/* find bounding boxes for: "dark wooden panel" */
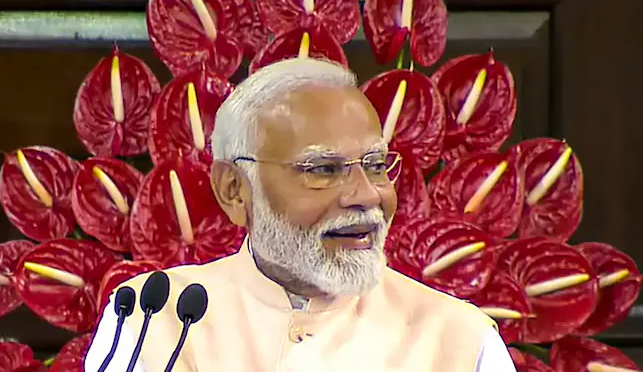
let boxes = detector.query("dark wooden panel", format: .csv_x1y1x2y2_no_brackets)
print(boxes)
550,0,643,342
623,348,643,368
551,0,643,300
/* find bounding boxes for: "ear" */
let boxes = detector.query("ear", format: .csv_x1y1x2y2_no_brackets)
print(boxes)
210,160,252,227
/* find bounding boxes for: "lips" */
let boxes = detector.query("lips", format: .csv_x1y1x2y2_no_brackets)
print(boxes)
324,224,378,239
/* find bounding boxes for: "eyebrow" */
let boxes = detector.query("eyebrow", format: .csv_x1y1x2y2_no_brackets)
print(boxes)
367,141,388,153
296,141,388,159
298,145,340,159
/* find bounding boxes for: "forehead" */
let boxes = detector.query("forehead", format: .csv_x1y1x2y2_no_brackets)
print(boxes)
257,85,383,160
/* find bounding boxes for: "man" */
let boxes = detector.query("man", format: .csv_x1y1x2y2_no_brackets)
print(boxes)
84,58,517,372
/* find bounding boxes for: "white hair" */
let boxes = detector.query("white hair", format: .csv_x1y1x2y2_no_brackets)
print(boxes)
210,58,388,295
211,58,358,161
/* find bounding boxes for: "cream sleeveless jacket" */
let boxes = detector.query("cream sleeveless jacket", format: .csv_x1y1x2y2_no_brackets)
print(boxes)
85,238,501,372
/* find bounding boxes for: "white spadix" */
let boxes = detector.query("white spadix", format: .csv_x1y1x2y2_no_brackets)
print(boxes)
525,273,590,297
464,161,508,214
16,149,53,208
298,32,310,59
92,166,129,215
400,0,413,29
190,0,217,40
23,262,84,288
422,241,485,278
382,80,407,144
302,0,315,14
480,307,523,319
527,146,573,206
599,269,630,289
187,82,206,150
169,170,195,244
111,56,125,123
456,68,487,125
587,362,641,372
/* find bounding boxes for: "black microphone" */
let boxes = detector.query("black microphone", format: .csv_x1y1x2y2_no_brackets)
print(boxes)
96,286,136,372
163,283,209,372
125,271,170,372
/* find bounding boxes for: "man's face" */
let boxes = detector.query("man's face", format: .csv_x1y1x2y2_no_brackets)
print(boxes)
246,85,398,296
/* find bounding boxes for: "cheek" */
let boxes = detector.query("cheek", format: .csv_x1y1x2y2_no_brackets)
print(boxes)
282,194,334,228
261,175,333,228
379,186,397,221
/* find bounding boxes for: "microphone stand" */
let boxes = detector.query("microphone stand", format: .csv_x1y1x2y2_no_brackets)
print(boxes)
163,316,194,372
96,308,127,372
125,307,154,372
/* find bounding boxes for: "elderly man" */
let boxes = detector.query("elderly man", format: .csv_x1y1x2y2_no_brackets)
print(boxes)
84,58,517,372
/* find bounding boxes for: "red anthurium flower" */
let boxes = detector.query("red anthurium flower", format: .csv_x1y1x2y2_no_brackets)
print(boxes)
506,138,583,242
233,0,270,59
0,240,35,318
249,23,348,74
96,260,163,315
390,218,496,299
0,146,78,242
71,157,144,253
257,0,360,45
48,333,93,372
497,238,598,343
432,50,517,162
149,65,233,167
0,342,45,372
551,337,641,372
147,0,245,78
426,152,523,238
73,45,161,157
509,348,554,372
361,68,446,174
363,0,447,67
470,271,532,345
573,242,641,336
130,157,245,267
14,239,122,333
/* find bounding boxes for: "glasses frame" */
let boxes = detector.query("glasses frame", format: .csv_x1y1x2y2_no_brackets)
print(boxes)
233,151,402,190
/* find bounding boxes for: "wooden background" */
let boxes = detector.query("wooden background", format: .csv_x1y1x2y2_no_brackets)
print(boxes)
0,0,642,365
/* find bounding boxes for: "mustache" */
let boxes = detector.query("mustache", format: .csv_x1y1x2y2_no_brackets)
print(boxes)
315,208,386,235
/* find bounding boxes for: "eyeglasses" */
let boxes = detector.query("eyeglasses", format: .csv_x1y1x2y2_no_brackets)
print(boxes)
233,151,402,190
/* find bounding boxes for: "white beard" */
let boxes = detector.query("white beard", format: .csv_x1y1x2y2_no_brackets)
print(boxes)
244,166,389,296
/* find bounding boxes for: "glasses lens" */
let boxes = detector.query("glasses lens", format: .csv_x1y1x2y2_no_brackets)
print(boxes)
302,158,348,189
363,152,401,183
386,153,402,183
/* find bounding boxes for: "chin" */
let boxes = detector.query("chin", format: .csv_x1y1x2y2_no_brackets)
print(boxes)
314,253,387,296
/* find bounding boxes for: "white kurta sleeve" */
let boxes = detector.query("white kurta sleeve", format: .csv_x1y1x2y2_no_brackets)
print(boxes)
83,294,147,372
473,327,518,372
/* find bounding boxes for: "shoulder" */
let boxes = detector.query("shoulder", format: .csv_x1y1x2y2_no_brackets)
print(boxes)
380,268,497,331
116,252,240,296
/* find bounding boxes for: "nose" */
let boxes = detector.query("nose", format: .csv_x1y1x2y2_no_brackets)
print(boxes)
338,165,382,211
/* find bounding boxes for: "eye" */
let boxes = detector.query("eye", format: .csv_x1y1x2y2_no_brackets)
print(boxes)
364,161,387,173
306,161,344,176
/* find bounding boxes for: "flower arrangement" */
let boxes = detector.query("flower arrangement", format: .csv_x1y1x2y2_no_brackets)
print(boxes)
0,0,640,370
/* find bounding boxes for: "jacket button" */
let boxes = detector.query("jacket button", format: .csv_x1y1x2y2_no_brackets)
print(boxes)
289,326,304,343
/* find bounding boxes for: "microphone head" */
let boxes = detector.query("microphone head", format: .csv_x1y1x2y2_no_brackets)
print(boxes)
176,283,208,324
140,271,170,313
114,286,136,317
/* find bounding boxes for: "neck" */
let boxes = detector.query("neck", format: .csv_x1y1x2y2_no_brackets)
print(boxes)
251,251,327,298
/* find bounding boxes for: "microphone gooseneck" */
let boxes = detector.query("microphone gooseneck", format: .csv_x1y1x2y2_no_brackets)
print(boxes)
125,271,170,372
97,286,136,372
163,283,209,372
